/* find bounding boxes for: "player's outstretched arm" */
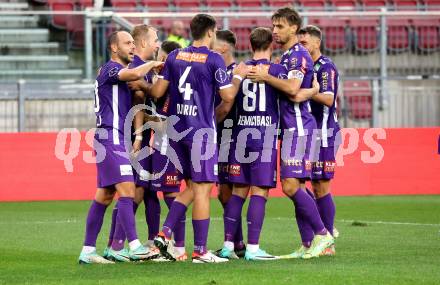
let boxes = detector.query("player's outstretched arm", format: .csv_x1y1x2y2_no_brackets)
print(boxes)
216,62,248,122
147,78,169,99
289,75,320,103
118,61,163,82
247,65,302,98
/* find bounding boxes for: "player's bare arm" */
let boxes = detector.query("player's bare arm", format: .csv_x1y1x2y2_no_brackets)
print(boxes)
247,65,302,98
147,78,169,99
118,61,163,82
132,90,145,154
215,62,248,122
289,75,320,103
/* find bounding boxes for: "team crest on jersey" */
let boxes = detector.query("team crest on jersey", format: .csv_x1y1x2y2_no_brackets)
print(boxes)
229,164,241,176
314,63,321,71
215,68,228,83
290,57,298,67
108,67,119,77
324,161,336,172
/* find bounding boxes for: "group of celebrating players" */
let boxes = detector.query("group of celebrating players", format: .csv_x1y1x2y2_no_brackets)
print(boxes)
79,6,341,264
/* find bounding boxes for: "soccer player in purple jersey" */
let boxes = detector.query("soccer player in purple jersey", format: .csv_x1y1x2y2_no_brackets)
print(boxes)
217,27,287,261
78,31,163,264
103,25,161,262
148,14,248,263
298,25,341,256
211,30,247,258
147,40,192,262
248,7,334,259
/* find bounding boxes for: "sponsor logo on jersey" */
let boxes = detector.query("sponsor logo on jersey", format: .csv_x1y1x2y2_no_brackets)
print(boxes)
120,165,133,176
176,52,208,63
165,174,180,186
229,164,241,176
282,159,303,167
322,72,329,90
324,161,336,172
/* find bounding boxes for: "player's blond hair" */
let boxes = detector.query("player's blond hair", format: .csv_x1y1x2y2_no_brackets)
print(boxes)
131,24,157,44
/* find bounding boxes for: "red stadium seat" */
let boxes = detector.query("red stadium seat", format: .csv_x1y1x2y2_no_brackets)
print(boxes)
78,0,93,8
267,0,295,7
230,18,258,51
173,0,201,9
329,0,358,10
205,0,233,9
387,18,411,52
110,0,138,11
318,18,350,53
343,80,372,120
391,0,420,10
412,18,440,51
360,0,388,10
425,0,440,9
350,18,380,52
48,0,75,29
141,0,170,10
236,0,264,8
66,14,85,49
298,0,326,10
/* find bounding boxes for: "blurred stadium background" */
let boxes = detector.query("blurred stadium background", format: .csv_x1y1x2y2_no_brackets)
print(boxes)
0,0,439,133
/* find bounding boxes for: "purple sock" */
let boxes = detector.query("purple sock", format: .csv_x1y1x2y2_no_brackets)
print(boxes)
316,193,336,236
224,195,246,242
117,197,138,243
162,201,187,240
165,197,186,247
193,218,210,255
247,195,267,245
295,206,314,248
84,200,107,247
111,201,139,250
144,191,161,240
107,205,118,247
290,189,327,235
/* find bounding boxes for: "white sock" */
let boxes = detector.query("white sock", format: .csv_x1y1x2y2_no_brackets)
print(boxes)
129,239,142,251
224,241,234,251
175,246,186,256
82,246,96,254
247,244,259,253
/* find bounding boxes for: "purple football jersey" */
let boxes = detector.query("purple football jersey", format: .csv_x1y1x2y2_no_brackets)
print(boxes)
279,43,317,137
310,55,340,147
94,60,132,145
158,46,232,142
233,59,287,148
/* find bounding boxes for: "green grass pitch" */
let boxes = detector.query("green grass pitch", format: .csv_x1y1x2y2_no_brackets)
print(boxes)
0,196,439,285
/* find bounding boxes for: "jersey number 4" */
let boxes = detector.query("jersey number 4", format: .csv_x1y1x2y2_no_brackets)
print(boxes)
242,79,266,112
179,66,193,100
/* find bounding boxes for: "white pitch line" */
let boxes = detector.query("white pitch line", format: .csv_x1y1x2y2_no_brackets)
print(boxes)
0,217,438,227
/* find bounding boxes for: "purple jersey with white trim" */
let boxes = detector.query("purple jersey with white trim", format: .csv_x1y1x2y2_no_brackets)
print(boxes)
94,60,132,145
233,59,287,148
279,43,316,137
310,55,340,147
215,62,237,144
159,46,232,142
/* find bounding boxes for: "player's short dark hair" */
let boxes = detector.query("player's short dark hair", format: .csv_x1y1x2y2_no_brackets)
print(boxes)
107,31,120,52
250,27,273,52
216,29,237,47
298,25,322,40
161,40,181,54
190,14,217,41
271,7,302,30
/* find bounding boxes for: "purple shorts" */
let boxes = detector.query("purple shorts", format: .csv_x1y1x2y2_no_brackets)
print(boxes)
149,139,181,192
280,135,318,180
228,147,277,188
95,141,134,188
311,144,339,180
170,140,218,183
